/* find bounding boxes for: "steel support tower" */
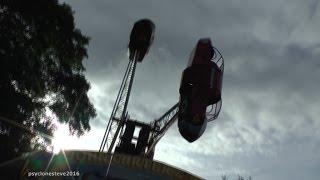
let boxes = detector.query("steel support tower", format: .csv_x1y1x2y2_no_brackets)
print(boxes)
99,55,138,154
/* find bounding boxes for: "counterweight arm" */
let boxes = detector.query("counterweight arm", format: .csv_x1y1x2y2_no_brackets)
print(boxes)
146,102,179,157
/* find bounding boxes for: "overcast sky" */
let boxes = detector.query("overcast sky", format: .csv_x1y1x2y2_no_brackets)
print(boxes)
57,0,320,179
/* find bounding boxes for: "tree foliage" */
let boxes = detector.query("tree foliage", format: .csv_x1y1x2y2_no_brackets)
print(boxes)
0,0,96,163
222,174,252,180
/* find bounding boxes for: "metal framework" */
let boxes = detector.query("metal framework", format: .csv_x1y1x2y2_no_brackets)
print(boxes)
99,46,224,156
146,102,179,157
99,53,138,154
206,46,224,122
99,23,224,158
98,56,180,156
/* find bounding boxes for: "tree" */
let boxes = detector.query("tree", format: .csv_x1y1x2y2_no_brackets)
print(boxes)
0,0,96,163
222,174,252,180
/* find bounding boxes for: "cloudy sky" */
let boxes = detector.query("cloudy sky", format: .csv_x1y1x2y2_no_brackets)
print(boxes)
56,0,320,179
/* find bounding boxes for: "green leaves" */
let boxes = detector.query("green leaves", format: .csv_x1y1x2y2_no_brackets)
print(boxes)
0,0,96,163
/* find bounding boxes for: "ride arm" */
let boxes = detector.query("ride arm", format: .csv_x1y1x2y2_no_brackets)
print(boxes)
146,102,179,156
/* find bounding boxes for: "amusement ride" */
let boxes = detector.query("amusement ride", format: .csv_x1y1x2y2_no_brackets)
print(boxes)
99,18,225,160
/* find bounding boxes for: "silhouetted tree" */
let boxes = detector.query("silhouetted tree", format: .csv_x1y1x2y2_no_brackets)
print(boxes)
221,174,252,180
0,0,96,163
222,175,228,180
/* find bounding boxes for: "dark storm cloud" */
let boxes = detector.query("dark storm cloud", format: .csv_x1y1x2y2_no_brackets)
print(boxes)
59,0,320,179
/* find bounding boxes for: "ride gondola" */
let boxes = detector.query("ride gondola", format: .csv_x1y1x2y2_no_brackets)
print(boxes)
178,38,224,142
128,19,155,62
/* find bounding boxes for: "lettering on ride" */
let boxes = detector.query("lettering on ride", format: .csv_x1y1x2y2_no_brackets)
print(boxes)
161,165,174,177
87,152,98,163
151,161,163,173
102,153,110,164
49,152,201,179
132,156,144,169
112,153,122,165
143,158,152,169
123,154,131,167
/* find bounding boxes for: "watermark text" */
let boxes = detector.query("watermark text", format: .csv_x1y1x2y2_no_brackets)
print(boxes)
28,171,80,177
